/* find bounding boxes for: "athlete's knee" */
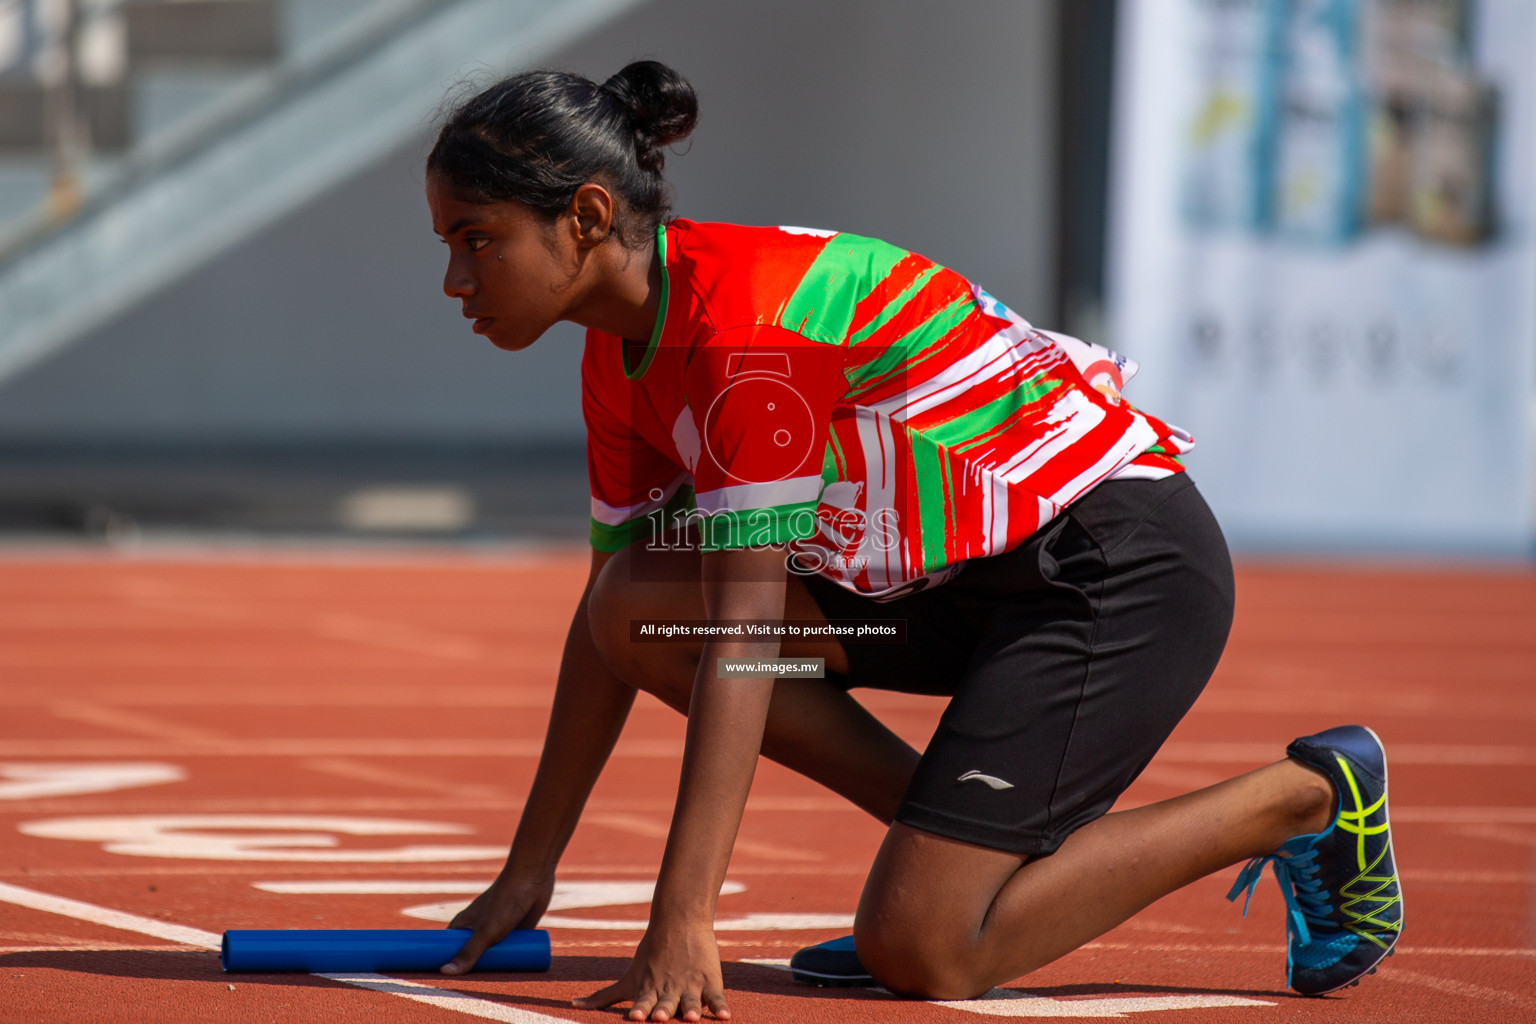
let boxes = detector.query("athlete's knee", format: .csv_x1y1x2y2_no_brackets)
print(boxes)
854,900,989,1000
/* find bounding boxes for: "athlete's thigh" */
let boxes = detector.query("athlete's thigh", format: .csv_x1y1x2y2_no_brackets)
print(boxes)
894,476,1232,858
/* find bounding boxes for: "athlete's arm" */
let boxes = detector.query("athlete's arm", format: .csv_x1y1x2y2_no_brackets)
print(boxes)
576,543,788,1022
443,545,637,974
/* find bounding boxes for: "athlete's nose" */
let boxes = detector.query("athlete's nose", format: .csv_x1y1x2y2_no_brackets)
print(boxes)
442,257,476,300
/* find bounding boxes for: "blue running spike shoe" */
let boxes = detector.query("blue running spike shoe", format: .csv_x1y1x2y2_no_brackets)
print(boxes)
1227,724,1404,995
789,935,874,987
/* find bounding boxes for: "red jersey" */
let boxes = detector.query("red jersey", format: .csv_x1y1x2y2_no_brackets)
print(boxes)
583,221,1191,599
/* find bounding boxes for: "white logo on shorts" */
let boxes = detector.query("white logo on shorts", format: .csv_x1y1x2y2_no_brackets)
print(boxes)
957,770,1015,791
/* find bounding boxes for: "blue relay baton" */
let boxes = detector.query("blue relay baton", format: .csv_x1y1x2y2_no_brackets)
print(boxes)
221,928,550,973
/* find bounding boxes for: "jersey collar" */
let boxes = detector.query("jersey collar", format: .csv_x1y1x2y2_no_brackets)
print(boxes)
621,222,670,380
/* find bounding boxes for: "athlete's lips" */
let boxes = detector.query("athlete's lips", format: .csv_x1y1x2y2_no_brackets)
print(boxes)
467,315,495,334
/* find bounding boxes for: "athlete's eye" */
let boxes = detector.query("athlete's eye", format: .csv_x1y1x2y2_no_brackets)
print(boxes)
466,236,491,253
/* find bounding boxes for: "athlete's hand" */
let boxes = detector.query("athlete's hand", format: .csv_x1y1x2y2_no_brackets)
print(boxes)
441,873,555,975
574,914,730,1022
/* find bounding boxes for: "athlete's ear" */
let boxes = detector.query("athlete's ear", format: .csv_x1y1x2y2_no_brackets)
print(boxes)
570,183,616,248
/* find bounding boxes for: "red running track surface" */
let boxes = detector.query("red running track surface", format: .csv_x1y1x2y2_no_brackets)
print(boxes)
0,550,1532,1023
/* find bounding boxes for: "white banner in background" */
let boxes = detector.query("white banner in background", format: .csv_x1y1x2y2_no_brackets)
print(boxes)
1107,0,1536,553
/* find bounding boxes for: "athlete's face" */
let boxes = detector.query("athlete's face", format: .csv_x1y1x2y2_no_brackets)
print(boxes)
427,174,580,352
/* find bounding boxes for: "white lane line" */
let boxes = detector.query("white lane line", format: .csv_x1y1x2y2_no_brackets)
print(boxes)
254,880,493,895
0,944,185,953
0,763,186,801
49,702,228,746
318,974,570,1023
1395,946,1536,958
1448,823,1536,847
0,739,680,758
1113,805,1536,826
1157,743,1536,766
572,938,1536,958
1400,869,1535,884
1394,807,1536,824
1079,939,1536,958
738,961,1275,1017
1387,967,1536,1010
936,991,1274,1017
0,881,571,1023
0,880,221,948
3,733,1535,767
8,793,1536,829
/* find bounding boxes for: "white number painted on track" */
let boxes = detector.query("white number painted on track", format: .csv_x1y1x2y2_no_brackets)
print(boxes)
251,877,855,931
18,815,507,862
0,762,184,800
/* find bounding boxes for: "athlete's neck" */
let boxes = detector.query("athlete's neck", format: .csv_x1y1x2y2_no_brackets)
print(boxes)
571,234,663,345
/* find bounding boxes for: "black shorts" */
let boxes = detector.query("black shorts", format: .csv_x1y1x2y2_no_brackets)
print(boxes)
800,473,1235,857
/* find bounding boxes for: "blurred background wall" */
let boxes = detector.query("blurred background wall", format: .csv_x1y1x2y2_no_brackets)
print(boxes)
0,0,1062,444
0,0,1528,555
0,0,1073,540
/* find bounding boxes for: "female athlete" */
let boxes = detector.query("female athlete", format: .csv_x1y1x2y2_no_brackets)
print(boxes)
424,60,1402,1023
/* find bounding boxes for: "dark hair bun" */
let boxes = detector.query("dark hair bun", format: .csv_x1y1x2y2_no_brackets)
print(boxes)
428,61,698,244
601,60,699,172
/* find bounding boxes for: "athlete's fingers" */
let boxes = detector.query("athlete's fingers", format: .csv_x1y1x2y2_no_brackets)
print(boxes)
572,980,630,1012
676,991,702,1023
440,929,491,975
704,985,731,1020
627,987,657,1022
649,986,682,1022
